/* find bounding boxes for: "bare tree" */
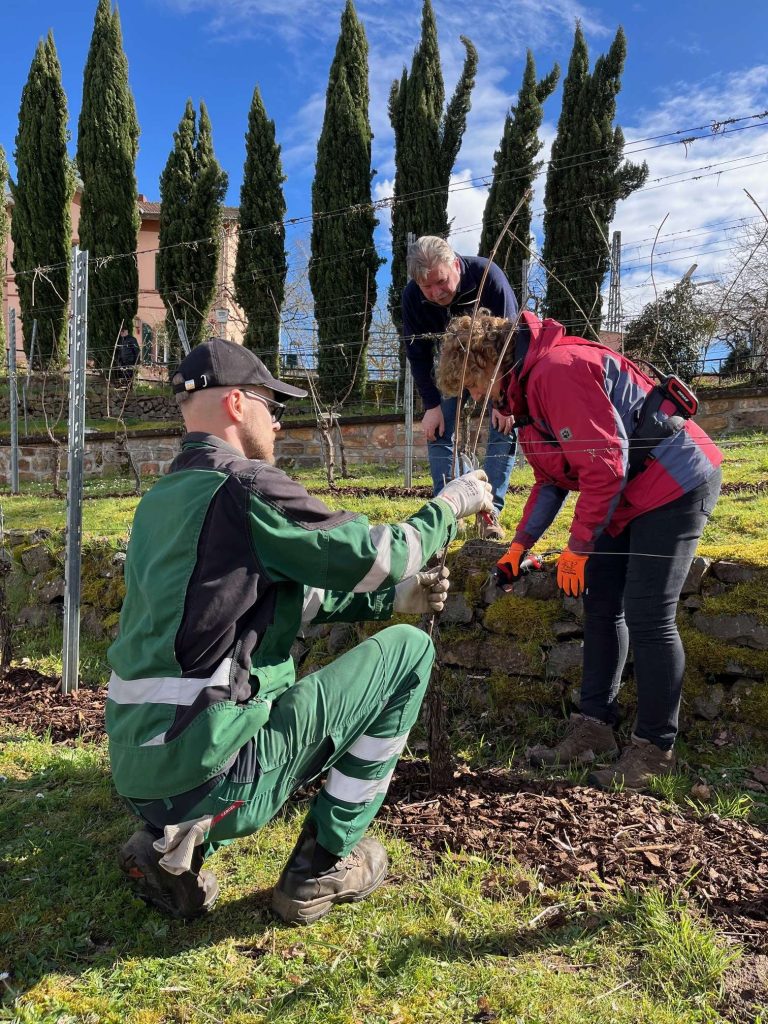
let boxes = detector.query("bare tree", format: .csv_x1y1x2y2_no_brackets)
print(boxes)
712,220,768,378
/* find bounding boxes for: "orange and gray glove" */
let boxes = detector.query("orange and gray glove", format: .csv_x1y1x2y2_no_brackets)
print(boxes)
556,548,589,597
493,542,528,586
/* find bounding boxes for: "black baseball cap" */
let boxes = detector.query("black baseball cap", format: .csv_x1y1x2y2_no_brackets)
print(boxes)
173,338,307,399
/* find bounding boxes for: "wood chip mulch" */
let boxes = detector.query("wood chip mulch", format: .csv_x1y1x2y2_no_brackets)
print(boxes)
0,667,106,743
719,480,768,497
383,761,768,950
2,668,766,950
303,480,767,500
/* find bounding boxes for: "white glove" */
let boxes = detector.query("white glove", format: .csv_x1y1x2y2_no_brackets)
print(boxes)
393,566,450,615
436,470,493,520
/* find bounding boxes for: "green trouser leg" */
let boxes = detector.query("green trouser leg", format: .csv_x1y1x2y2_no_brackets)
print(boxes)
192,624,434,858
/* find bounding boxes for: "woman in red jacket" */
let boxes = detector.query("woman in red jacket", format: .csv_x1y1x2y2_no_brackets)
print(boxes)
437,311,722,791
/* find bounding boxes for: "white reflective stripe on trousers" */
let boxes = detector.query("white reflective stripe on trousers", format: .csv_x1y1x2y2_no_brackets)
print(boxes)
323,764,396,804
346,731,409,762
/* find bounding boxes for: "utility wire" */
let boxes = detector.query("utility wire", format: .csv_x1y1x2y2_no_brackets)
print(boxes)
5,108,768,286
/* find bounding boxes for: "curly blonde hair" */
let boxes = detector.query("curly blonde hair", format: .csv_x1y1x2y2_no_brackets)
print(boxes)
436,312,516,396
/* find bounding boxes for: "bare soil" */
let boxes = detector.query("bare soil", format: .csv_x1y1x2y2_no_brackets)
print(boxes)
306,480,768,499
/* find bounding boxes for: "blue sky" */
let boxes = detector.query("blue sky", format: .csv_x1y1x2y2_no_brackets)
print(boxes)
2,0,768,326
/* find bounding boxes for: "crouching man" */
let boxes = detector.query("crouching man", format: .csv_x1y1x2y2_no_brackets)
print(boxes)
106,338,492,924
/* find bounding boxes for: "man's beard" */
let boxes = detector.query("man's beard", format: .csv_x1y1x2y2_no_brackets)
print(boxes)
241,424,275,463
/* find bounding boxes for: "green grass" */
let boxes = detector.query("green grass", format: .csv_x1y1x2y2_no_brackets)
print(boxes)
2,431,766,557
0,734,744,1024
7,621,112,688
1,439,766,1020
1,489,142,540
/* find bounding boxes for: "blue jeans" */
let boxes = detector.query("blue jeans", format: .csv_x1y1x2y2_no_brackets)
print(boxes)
580,468,722,750
428,395,516,512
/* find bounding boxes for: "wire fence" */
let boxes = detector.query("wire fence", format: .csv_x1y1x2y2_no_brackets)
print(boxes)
1,366,767,441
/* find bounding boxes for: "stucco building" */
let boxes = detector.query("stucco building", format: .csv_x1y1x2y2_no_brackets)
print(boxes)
2,190,243,362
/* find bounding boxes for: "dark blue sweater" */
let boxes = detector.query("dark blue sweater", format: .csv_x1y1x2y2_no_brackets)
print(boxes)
401,255,518,409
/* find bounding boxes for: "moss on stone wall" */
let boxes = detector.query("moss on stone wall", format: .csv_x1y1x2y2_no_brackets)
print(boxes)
4,521,766,736
483,594,559,661
701,573,768,624
680,621,768,680
80,575,125,613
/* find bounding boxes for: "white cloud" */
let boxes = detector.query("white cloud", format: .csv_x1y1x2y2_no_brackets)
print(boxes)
446,171,489,255
608,67,768,320
162,0,607,50
280,91,325,172
163,0,339,45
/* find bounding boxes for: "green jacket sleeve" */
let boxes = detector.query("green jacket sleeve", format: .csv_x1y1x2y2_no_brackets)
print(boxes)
246,465,456,593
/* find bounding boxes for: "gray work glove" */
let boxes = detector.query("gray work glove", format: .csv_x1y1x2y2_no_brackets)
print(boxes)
393,566,451,615
436,469,493,520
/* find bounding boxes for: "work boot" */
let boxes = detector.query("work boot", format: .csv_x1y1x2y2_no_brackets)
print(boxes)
476,509,504,541
118,827,219,920
527,713,619,767
271,825,388,926
589,735,676,792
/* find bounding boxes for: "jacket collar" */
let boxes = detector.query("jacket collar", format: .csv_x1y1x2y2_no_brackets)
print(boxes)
181,431,246,459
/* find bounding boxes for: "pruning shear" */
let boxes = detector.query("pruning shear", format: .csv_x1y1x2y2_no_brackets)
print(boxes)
491,551,544,588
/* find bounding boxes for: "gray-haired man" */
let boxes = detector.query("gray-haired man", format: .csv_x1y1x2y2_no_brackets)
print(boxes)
401,236,518,540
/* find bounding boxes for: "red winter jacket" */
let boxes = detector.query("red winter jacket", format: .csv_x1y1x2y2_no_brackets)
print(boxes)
498,313,722,554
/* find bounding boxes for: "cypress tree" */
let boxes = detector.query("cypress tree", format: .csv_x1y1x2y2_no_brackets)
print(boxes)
184,102,228,345
233,87,286,373
76,0,140,368
388,0,478,335
479,51,559,303
10,33,72,365
157,100,196,346
309,0,380,404
157,101,228,347
542,24,648,334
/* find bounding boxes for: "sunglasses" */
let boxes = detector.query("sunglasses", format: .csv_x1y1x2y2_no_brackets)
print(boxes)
240,390,286,423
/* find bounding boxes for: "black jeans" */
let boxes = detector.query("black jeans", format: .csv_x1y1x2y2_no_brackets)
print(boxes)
580,468,721,750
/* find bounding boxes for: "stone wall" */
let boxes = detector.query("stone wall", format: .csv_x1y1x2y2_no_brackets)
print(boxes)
0,417,433,484
2,373,766,434
5,534,766,736
1,383,767,486
307,539,767,735
0,430,185,484
694,385,768,436
0,372,179,423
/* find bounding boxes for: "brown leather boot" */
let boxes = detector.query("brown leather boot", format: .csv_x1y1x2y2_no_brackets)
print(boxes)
118,828,219,919
271,826,388,926
589,735,676,792
527,713,619,767
476,509,504,541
